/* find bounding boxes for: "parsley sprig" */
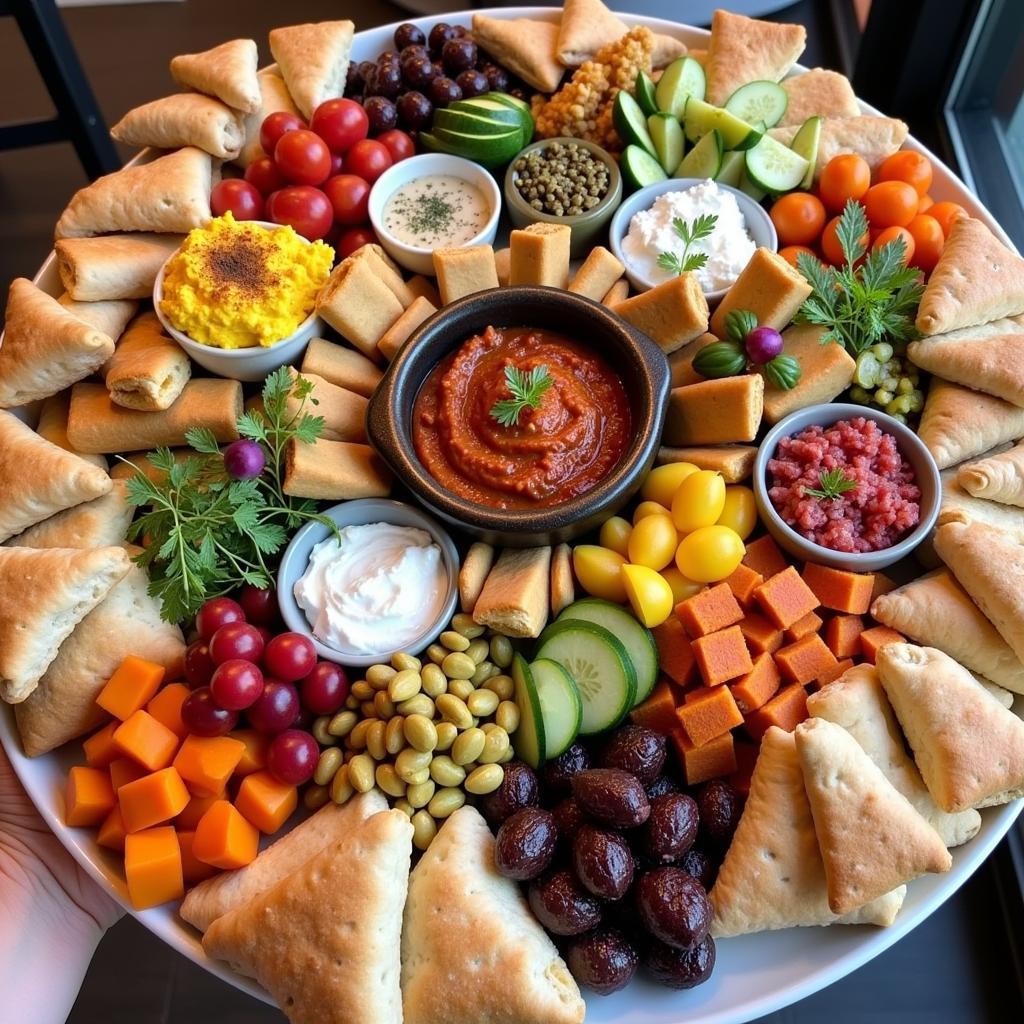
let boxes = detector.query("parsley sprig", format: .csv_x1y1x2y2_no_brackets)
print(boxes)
804,468,858,501
794,199,923,355
656,214,718,276
124,368,334,623
490,364,553,427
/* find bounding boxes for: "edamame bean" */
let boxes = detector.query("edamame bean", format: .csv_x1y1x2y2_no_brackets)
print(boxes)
499,744,516,764
436,693,473,729
391,652,421,673
397,693,435,718
366,664,396,688
442,652,476,679
421,663,447,698
393,798,415,818
350,680,374,701
465,763,504,795
330,764,354,804
312,716,336,747
452,727,485,765
375,763,407,798
479,726,510,764
348,719,372,750
304,784,329,811
427,643,447,665
447,678,475,701
466,638,489,665
489,634,513,668
440,630,470,652
411,810,437,850
451,613,485,638
404,714,438,753
385,715,407,755
429,755,466,787
328,709,358,737
388,669,422,703
373,691,396,720
496,700,520,734
314,747,343,786
406,779,435,809
348,753,375,793
366,720,388,761
467,688,500,717
434,722,458,752
428,787,465,819
395,747,432,783
484,675,514,701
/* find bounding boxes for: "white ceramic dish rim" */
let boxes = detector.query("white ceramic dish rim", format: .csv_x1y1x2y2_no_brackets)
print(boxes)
0,9,1020,1024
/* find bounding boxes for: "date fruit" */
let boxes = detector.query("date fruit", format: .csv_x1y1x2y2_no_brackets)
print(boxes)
636,867,711,950
528,869,603,936
573,825,634,900
599,725,667,785
571,768,650,829
480,760,539,824
567,928,639,995
643,793,699,863
494,807,557,881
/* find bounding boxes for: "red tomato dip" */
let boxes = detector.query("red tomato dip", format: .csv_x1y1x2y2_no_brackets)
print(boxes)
413,325,632,509
767,416,921,552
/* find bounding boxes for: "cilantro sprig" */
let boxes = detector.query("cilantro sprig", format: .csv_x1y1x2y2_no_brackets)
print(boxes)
656,214,718,276
490,364,553,428
804,468,858,501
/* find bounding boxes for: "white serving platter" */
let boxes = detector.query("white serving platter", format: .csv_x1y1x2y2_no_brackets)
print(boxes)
1,8,1020,1023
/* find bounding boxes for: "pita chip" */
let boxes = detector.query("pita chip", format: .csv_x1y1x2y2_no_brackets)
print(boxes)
770,116,907,179
402,805,585,1024
7,480,132,551
111,93,245,160
58,294,137,342
779,68,860,126
35,392,107,472
940,465,1024,542
269,21,354,120
55,147,217,239
56,233,183,302
795,716,951,915
705,10,806,106
651,33,687,70
204,809,411,1024
181,790,388,931
807,664,981,846
710,727,905,937
236,70,300,168
472,15,564,94
556,0,626,66
877,643,1024,811
170,38,260,114
0,545,130,703
958,440,1024,507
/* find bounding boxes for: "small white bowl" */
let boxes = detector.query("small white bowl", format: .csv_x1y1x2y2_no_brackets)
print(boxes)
153,219,323,383
367,153,501,275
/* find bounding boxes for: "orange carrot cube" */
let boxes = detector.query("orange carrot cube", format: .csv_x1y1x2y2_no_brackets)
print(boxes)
744,683,808,741
676,583,744,638
674,685,743,746
738,613,783,655
192,800,259,870
146,682,191,739
65,765,116,828
753,566,819,629
724,562,764,608
109,757,147,792
176,792,225,832
177,830,217,885
692,625,753,686
683,686,716,704
802,563,874,614
859,625,905,664
730,653,782,714
173,734,246,798
651,617,697,687
785,610,823,642
629,678,681,734
824,614,865,658
83,721,120,769
815,657,855,689
741,534,789,579
112,710,180,772
96,655,166,721
236,770,298,833
670,729,737,785
118,766,191,834
231,730,270,777
774,633,839,686
124,826,183,910
97,806,128,852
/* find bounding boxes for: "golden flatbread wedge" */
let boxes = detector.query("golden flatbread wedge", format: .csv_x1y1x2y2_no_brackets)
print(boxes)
111,93,244,159
663,374,764,446
35,392,107,471
204,809,411,1024
877,643,1024,811
795,716,951,915
917,218,1024,334
58,293,136,342
770,116,908,179
472,546,552,638
300,338,382,398
556,0,625,66
650,33,687,70
104,310,192,411
710,247,811,337
779,68,860,126
402,805,585,1024
56,233,183,302
459,541,495,614
918,378,1024,469
285,370,366,442
472,15,564,94
940,465,1024,542
710,727,905,937
282,438,391,500
236,70,300,168
615,273,709,354
7,480,132,551
0,546,130,703
958,440,1024,507
170,38,260,114
807,664,981,846
269,21,354,120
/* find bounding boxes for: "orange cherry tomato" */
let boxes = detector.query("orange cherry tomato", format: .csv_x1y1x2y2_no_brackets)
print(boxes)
906,213,945,273
818,154,871,213
778,244,817,270
877,150,933,197
770,192,827,247
929,200,968,238
863,181,919,228
872,225,915,265
821,215,869,266
917,193,934,213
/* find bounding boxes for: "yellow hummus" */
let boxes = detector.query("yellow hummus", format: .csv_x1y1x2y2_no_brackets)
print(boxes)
160,212,333,349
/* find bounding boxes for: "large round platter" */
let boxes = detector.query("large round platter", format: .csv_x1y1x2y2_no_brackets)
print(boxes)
1,8,1020,1024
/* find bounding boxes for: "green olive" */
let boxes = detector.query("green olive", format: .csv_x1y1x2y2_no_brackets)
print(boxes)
874,388,894,406
489,635,513,668
404,714,438,753
465,763,504,795
452,727,486,765
427,787,465,819
439,630,470,652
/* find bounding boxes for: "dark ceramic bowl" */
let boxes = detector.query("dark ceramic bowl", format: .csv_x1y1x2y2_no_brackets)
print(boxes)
366,286,671,546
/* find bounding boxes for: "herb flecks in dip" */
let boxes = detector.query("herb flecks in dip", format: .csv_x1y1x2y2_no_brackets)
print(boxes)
768,416,921,553
414,326,632,510
383,174,490,248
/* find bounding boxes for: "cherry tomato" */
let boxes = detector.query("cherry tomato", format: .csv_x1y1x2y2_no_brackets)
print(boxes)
266,186,334,240
778,244,817,270
640,462,700,508
661,566,703,605
244,156,286,197
336,226,379,259
716,486,757,540
210,659,264,711
863,181,918,228
929,200,967,238
343,138,393,183
818,153,871,213
877,150,933,197
196,597,245,641
259,111,306,156
210,179,264,221
263,632,317,682
671,470,726,533
674,525,744,583
328,151,345,177
572,545,627,603
917,193,934,213
274,129,332,186
770,192,826,247
375,128,416,164
627,512,677,571
598,516,632,558
310,97,369,154
872,225,915,265
906,213,945,273
323,173,371,225
621,564,674,628
821,214,869,266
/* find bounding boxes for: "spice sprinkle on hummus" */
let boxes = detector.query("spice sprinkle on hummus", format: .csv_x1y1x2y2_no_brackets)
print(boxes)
159,212,333,349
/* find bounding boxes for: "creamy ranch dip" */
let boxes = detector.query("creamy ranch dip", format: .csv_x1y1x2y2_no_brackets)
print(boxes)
621,179,756,292
383,174,490,248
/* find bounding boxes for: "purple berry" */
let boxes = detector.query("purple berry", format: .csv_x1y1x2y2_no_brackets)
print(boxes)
223,438,266,480
744,325,784,364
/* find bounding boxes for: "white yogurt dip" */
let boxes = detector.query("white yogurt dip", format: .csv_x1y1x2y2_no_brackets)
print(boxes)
620,179,756,291
383,174,490,248
294,522,446,656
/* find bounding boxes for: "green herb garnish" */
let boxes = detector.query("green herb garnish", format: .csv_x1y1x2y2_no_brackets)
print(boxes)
490,364,553,427
124,368,334,623
794,199,924,355
656,213,718,276
407,193,454,237
804,468,858,500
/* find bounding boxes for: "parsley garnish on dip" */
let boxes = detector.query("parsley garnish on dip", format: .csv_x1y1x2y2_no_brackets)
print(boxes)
383,175,491,248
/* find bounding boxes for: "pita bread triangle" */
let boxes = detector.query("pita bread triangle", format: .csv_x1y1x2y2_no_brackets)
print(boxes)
795,716,951,915
269,21,354,120
170,38,261,114
204,809,411,1024
710,727,904,937
472,15,564,94
7,479,132,550
557,0,627,65
0,278,114,408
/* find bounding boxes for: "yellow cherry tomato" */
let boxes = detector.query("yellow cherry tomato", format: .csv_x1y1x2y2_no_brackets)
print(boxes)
716,486,757,540
640,462,700,508
621,563,675,627
627,512,677,571
573,545,628,602
662,566,705,605
599,516,632,558
671,470,726,534
634,500,670,524
675,525,745,583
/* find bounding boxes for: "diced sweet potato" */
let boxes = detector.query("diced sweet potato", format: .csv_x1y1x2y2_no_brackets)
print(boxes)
65,765,116,827
774,633,839,686
744,683,808,741
730,653,782,714
146,682,191,739
676,583,744,638
741,534,788,579
192,800,259,870
670,729,737,785
675,684,743,746
692,625,754,686
175,792,224,832
728,740,760,797
232,730,270,777
173,734,246,798
683,686,716,704
124,826,184,910
96,655,167,721
802,563,874,614
785,610,823,642
860,625,905,664
235,770,298,834
824,614,865,658
753,565,819,629
112,710,180,772
177,830,217,885
97,806,127,852
724,562,764,608
109,757,147,792
815,657,855,689
118,766,191,834
870,572,899,601
651,616,698,686
82,720,120,769
738,613,783,655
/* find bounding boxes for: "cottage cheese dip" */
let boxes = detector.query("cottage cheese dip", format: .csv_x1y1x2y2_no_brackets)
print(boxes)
294,522,446,656
621,179,756,291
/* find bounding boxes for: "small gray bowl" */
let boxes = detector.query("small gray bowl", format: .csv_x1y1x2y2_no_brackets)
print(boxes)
608,177,777,300
752,403,941,573
276,499,459,667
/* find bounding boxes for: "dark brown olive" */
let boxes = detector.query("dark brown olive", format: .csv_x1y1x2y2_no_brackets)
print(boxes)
396,91,433,130
401,55,438,90
456,68,489,98
697,780,743,848
494,808,557,881
553,797,586,843
483,64,510,92
567,928,639,994
528,869,603,936
636,868,711,950
441,37,478,74
479,760,539,824
643,793,699,863
646,775,680,798
644,935,716,989
543,742,590,796
394,23,426,50
676,846,716,890
572,768,650,828
599,725,667,785
573,825,634,900
428,22,458,54
428,76,462,106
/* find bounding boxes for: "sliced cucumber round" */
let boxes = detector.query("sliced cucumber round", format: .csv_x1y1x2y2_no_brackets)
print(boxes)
655,56,706,119
536,620,637,735
648,112,685,174
724,81,788,129
635,71,659,118
621,144,668,191
715,149,746,188
790,115,822,190
676,128,722,179
511,653,545,769
613,90,657,157
744,134,809,194
682,96,759,150
531,658,583,759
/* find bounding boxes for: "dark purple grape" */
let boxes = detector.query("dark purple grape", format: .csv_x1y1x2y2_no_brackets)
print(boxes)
428,22,458,55
223,439,265,480
543,742,590,796
429,76,462,107
745,325,784,364
456,69,489,98
367,64,402,99
483,64,510,92
266,728,318,785
599,725,667,786
363,96,398,134
573,825,634,900
394,22,426,50
358,60,376,87
636,868,711,950
182,687,238,737
646,775,680,798
494,808,558,881
644,935,716,989
377,51,400,67
697,780,743,849
451,24,470,38
442,37,478,74
247,679,300,734
346,62,366,95
553,798,586,844
643,794,699,863
567,929,638,995
400,44,429,64
676,847,716,890
299,661,349,716
572,769,650,828
528,870,602,936
479,760,538,823
396,91,433,130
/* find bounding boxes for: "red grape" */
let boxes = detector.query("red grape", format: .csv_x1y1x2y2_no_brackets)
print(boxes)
184,640,216,689
237,585,277,626
376,129,415,164
244,156,286,197
266,186,334,241
255,625,275,648
247,679,300,734
196,597,245,641
209,622,265,665
275,129,332,186
322,173,370,226
264,633,317,682
267,729,319,785
223,438,266,480
182,687,239,737
336,226,378,260
343,139,393,183
744,326,784,364
210,659,265,711
260,111,305,156
310,97,369,154
211,179,264,221
300,661,350,715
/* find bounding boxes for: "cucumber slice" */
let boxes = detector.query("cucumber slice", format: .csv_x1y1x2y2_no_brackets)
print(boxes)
716,149,745,187
655,56,706,119
557,598,658,705
790,115,822,190
531,659,583,759
724,81,788,129
682,96,760,150
613,91,657,157
635,71,659,118
621,144,668,191
419,128,523,168
648,112,684,174
433,109,524,137
744,133,809,194
675,128,722,179
511,654,546,769
448,98,525,129
536,620,637,735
